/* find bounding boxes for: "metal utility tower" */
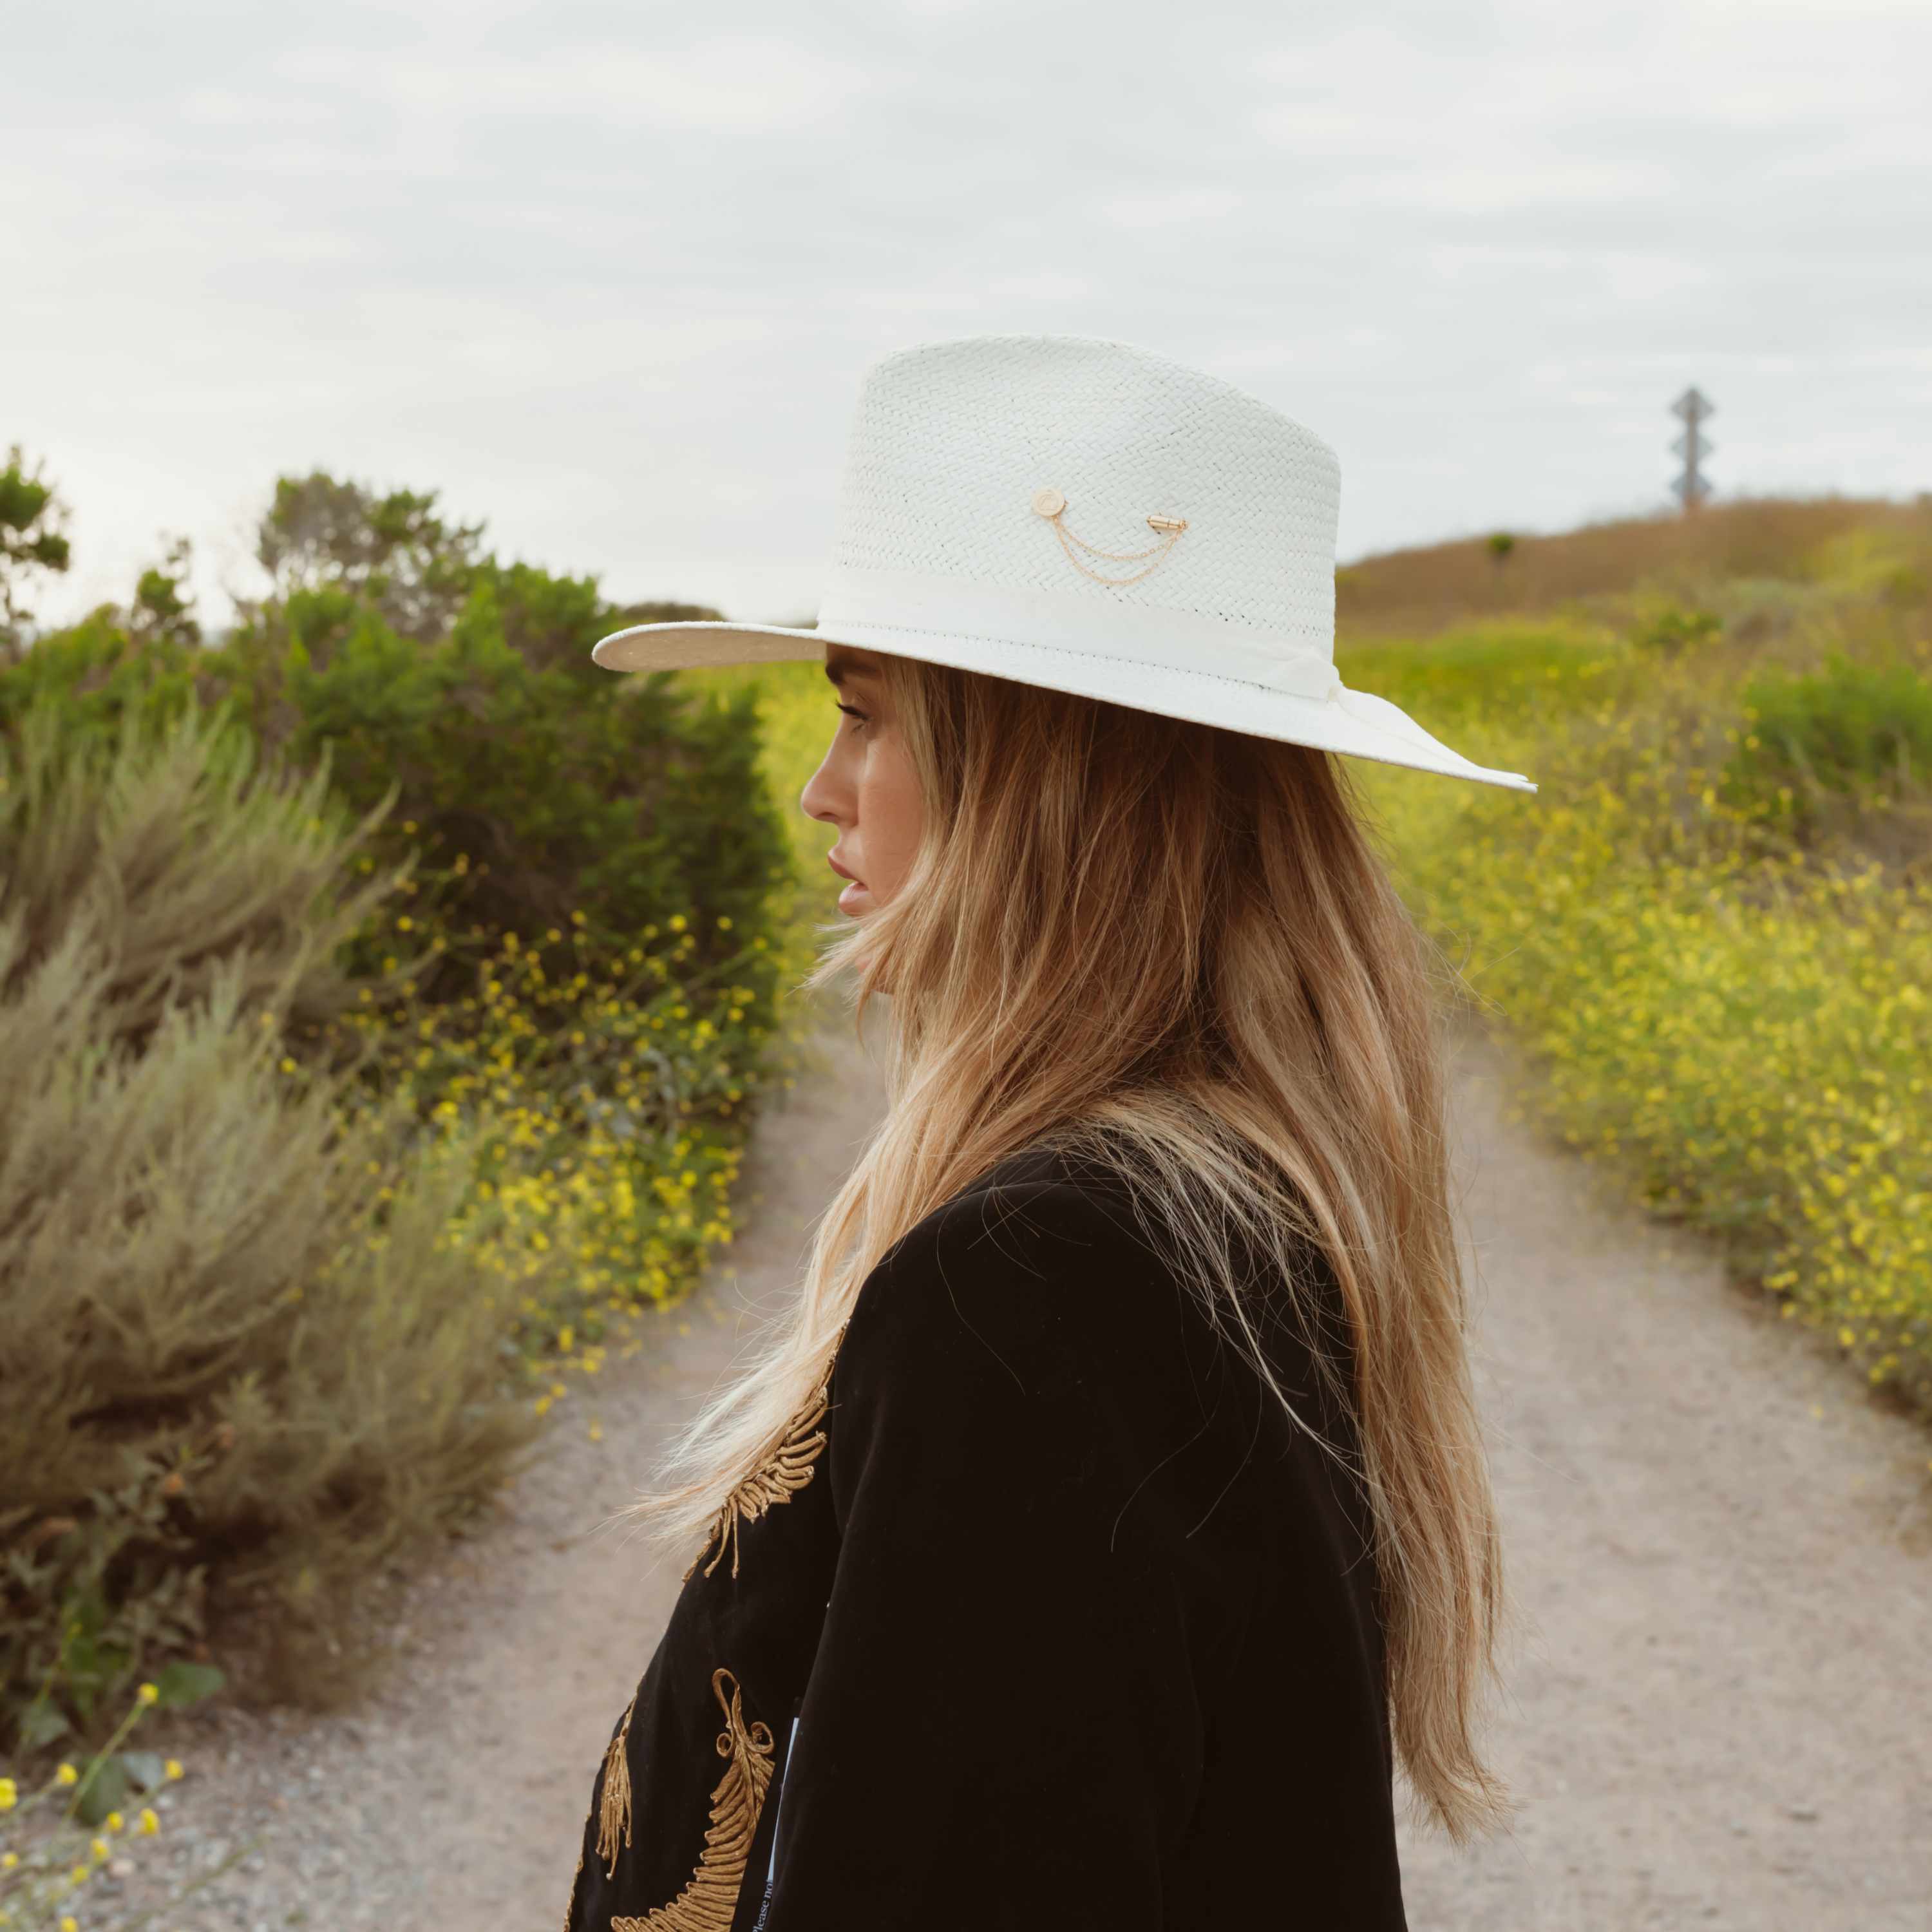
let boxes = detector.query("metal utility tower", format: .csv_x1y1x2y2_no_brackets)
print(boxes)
1671,386,1715,511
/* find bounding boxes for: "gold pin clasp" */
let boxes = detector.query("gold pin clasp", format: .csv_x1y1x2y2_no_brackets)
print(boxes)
1031,488,1190,587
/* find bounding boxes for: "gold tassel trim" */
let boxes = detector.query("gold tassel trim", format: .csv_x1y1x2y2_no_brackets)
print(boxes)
683,1324,849,1584
596,1689,639,1878
612,1666,776,1932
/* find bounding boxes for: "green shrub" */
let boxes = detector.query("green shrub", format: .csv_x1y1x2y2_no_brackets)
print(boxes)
3,523,797,1095
0,469,829,1747
1803,526,1930,608
0,612,816,1748
0,690,553,1746
1723,652,1932,828
250,578,790,1019
1630,598,1723,656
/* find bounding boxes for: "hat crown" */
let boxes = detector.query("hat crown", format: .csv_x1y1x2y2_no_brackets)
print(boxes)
822,334,1340,647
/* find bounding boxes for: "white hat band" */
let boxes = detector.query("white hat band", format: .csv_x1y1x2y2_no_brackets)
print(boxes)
816,565,1346,706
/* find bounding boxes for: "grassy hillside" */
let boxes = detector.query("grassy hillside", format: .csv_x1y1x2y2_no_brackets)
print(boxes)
1338,494,1929,640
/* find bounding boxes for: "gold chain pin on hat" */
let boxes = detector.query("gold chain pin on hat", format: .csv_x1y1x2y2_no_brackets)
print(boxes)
1032,488,1188,586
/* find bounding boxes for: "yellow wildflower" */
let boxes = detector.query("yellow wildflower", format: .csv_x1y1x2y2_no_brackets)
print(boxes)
55,1761,79,1786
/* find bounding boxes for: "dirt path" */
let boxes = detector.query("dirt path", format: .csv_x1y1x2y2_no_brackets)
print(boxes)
98,1018,1931,1929
1399,1032,1932,1931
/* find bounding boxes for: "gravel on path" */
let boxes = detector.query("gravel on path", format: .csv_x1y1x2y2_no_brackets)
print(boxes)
58,1016,1932,1930
1398,1030,1932,1931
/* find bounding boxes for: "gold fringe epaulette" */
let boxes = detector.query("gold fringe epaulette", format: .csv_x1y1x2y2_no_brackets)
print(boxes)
683,1324,849,1584
612,1666,776,1932
596,1689,640,1877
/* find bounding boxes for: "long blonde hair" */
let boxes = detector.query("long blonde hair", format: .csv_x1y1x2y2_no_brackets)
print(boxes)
630,652,1517,1845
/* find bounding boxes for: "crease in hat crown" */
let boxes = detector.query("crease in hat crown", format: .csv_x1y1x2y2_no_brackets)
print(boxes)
589,331,1536,793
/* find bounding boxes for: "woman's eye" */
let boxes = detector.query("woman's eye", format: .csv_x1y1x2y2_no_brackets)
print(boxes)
836,703,869,730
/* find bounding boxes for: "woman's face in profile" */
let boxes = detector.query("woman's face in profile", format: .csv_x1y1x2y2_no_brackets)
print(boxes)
799,645,924,916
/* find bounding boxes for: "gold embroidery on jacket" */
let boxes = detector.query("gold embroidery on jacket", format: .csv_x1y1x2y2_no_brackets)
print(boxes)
611,1666,776,1932
595,1689,639,1877
683,1323,849,1583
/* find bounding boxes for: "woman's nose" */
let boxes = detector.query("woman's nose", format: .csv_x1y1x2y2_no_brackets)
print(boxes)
799,761,842,827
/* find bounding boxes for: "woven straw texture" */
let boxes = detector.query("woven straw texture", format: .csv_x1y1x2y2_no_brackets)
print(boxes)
826,334,1340,641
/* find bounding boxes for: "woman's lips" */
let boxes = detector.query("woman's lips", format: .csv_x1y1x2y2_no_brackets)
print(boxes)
829,854,868,913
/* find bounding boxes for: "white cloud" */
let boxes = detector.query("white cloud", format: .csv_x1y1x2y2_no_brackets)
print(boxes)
272,35,886,133
1101,189,1244,228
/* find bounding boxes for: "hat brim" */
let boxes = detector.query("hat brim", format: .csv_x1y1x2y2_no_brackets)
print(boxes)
591,620,1536,795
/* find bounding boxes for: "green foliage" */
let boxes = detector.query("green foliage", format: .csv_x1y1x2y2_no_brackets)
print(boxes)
1723,653,1932,830
2,1679,236,1925
0,462,816,1746
0,669,414,1067
1486,531,1516,562
0,688,548,1745
129,535,201,649
1630,598,1722,656
1802,526,1929,607
256,470,486,642
4,466,788,1054
1338,618,1629,736
0,448,72,661
216,577,793,1045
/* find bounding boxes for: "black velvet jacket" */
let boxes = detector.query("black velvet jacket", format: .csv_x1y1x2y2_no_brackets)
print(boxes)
563,1142,1408,1930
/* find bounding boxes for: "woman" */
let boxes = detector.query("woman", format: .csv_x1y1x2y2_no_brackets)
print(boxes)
568,333,1535,1930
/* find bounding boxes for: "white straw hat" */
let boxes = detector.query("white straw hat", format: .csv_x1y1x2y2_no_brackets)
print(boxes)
592,333,1535,793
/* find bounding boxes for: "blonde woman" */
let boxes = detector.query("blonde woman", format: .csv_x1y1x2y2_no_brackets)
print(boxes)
567,334,1535,1931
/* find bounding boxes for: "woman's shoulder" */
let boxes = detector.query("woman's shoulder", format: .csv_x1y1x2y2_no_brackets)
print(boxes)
838,1134,1358,1460
849,1140,1175,1361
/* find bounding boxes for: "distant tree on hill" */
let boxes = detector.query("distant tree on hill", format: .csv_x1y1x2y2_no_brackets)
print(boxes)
0,445,73,663
129,534,202,648
248,470,724,674
256,471,486,643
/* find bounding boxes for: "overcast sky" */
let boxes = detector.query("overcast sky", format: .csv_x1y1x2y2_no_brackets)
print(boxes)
9,0,1930,630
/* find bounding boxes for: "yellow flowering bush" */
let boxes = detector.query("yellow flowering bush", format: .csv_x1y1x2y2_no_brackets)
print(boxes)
1347,580,1932,1417
316,899,820,1412
0,1684,226,1931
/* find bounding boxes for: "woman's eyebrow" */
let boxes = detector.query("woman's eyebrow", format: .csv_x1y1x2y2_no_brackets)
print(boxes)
823,656,878,688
